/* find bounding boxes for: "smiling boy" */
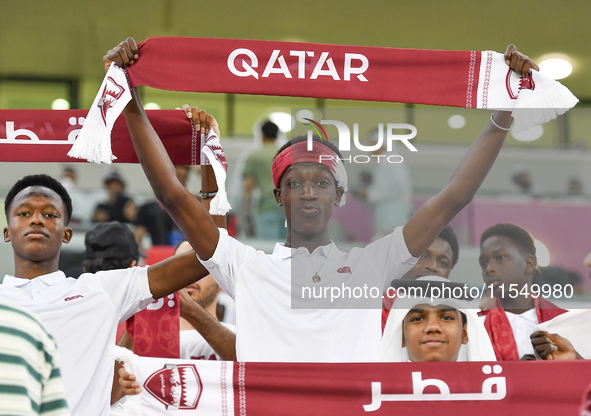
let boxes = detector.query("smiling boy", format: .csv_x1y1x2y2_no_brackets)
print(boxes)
1,174,215,416
402,305,468,362
110,37,537,362
379,279,495,362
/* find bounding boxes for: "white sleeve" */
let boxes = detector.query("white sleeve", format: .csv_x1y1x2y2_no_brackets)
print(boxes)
361,226,418,287
199,228,257,299
93,267,154,322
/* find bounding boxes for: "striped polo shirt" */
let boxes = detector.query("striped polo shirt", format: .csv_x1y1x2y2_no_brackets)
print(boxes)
0,302,70,416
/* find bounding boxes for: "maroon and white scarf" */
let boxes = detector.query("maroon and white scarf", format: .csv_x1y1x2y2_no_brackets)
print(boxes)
123,37,577,131
3,37,577,215
110,346,591,416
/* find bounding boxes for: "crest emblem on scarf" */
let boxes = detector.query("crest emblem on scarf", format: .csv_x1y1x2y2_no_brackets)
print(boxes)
203,134,228,171
505,68,536,100
97,76,126,125
144,364,203,410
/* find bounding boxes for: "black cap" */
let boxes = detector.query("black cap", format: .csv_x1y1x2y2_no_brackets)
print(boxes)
103,171,126,187
84,221,147,260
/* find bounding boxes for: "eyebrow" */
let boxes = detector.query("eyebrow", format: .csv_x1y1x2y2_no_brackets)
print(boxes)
408,308,457,314
14,201,60,211
479,247,508,259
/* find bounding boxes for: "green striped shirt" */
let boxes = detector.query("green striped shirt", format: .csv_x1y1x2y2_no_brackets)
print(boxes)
0,302,70,416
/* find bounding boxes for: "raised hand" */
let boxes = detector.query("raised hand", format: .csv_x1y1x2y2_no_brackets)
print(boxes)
504,44,540,77
103,37,139,73
177,104,221,137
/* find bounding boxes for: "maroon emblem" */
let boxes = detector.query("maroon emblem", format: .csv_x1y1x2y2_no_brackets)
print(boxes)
204,135,228,171
144,364,202,410
337,267,352,274
505,68,536,100
97,76,126,125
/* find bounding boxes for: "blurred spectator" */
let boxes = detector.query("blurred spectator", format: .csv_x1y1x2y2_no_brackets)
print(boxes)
93,171,137,224
565,176,587,201
568,176,584,196
83,221,147,273
242,120,285,239
58,165,78,191
540,266,584,295
509,163,544,198
359,129,413,239
135,165,189,246
58,165,90,225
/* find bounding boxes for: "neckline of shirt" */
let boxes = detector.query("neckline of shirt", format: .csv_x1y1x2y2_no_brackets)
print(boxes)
274,240,341,260
3,270,67,287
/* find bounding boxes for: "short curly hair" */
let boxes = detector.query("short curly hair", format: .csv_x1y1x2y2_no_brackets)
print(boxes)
4,174,73,224
480,223,537,265
438,225,459,268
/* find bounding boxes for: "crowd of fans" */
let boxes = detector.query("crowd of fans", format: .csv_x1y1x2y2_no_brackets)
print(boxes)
0,38,589,416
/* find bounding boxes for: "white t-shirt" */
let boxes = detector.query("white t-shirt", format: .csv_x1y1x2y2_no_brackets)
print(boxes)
479,308,539,358
179,322,237,360
200,227,417,362
0,268,154,416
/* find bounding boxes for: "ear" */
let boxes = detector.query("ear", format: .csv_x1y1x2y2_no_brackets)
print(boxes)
62,227,73,244
3,227,10,243
274,188,283,206
334,187,344,206
130,260,137,268
401,327,406,348
524,254,535,275
461,323,469,345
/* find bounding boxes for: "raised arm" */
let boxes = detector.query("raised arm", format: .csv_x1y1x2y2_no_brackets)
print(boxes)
402,44,539,257
104,38,220,263
102,38,225,299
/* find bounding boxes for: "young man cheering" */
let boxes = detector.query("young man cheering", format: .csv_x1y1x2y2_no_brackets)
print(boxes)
110,37,537,362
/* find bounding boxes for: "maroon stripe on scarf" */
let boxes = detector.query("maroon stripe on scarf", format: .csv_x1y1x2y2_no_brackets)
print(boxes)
0,109,200,164
128,37,477,108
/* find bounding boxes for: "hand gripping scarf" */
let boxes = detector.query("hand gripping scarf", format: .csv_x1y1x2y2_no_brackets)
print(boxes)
123,37,577,131
533,307,591,360
478,297,567,361
65,37,577,215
